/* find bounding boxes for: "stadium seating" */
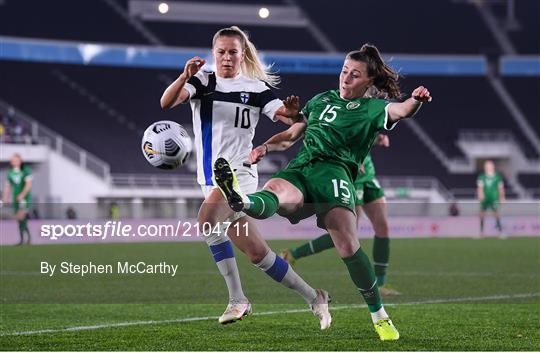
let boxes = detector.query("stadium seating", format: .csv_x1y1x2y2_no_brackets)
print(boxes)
1,57,535,194
492,0,540,54
0,0,538,196
518,173,540,197
0,0,148,44
297,0,499,54
2,0,538,55
401,76,539,159
0,60,153,172
143,22,324,51
502,77,540,138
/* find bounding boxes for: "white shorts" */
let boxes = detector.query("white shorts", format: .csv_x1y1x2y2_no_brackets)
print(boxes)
200,164,258,223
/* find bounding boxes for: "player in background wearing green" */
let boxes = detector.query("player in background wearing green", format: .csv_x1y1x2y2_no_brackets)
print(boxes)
279,134,400,296
214,43,432,341
477,160,505,237
2,153,32,245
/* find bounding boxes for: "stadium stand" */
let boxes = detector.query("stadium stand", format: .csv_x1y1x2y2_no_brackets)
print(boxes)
297,0,499,54
0,0,149,44
143,22,324,51
502,77,540,138
0,56,535,193
400,76,538,159
518,173,540,197
1,0,538,199
0,60,151,172
491,0,540,54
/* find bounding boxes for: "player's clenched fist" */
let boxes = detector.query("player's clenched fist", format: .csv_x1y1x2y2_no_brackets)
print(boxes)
412,86,432,102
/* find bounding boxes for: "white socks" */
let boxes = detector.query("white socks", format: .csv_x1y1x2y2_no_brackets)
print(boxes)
255,250,317,303
370,306,389,323
206,232,248,304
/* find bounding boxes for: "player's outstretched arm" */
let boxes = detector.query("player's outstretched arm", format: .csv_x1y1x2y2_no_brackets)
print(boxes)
499,182,506,203
387,86,432,123
160,56,206,109
248,120,307,164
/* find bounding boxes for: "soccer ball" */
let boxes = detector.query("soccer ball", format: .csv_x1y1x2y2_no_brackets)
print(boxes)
141,121,193,169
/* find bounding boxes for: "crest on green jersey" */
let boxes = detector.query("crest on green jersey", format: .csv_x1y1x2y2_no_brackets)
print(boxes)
346,101,360,110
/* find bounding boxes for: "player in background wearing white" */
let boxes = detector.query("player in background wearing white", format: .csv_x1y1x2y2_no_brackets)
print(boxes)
161,26,330,329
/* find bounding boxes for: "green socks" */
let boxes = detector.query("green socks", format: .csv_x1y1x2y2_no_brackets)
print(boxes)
245,190,279,219
18,218,30,244
290,233,335,260
495,218,502,232
289,234,390,288
342,248,382,313
373,236,390,286
480,218,485,233
480,217,503,233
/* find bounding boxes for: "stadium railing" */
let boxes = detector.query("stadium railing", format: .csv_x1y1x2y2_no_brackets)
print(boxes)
0,99,111,180
111,173,197,188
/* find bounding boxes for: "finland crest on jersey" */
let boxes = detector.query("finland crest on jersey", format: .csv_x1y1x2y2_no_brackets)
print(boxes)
184,70,283,185
240,92,250,104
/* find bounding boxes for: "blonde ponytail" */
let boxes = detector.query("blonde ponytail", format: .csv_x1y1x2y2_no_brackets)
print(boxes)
213,26,280,88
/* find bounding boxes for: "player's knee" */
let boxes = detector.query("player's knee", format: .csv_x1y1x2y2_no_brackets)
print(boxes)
263,180,302,205
262,182,283,199
246,241,270,263
335,240,360,258
247,249,268,264
197,203,220,227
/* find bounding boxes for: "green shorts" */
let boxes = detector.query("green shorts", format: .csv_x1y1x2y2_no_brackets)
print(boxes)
272,160,356,229
354,178,385,206
12,199,30,213
480,200,499,212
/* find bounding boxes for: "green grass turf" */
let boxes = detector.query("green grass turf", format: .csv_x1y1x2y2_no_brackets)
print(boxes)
1,237,539,350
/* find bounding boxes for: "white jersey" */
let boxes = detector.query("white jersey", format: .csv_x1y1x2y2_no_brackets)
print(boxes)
184,70,282,186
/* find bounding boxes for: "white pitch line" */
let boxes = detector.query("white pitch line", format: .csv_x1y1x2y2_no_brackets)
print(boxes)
1,293,539,337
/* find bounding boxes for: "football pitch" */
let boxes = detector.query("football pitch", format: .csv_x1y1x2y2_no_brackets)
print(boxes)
1,237,539,351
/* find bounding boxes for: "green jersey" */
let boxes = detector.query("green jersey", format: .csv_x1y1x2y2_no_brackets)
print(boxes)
477,173,503,202
292,90,392,180
7,165,32,203
357,154,376,183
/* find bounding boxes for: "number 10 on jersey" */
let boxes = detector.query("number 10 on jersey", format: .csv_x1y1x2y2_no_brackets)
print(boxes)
235,107,251,129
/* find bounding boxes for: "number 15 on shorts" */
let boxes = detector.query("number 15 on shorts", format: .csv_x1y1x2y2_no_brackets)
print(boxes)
332,178,352,203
